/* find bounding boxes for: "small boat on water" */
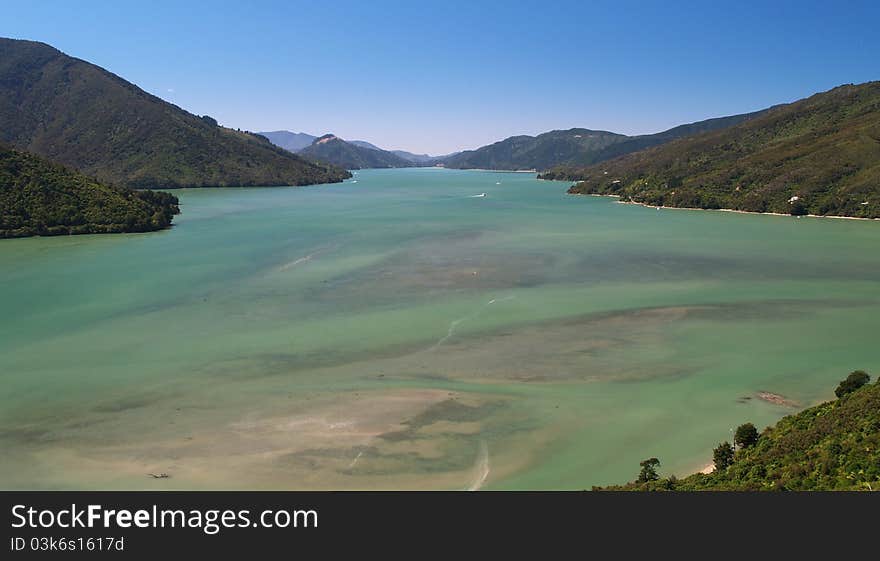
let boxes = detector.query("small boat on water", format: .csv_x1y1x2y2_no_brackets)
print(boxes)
473,192,487,198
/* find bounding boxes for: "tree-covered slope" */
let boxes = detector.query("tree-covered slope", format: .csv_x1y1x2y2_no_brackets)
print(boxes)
299,134,413,169
601,371,880,491
565,82,880,218
443,114,762,172
1,144,179,238
539,110,768,179
0,38,350,188
442,129,628,170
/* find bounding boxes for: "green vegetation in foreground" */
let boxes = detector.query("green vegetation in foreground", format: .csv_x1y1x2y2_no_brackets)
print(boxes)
0,144,179,238
0,38,350,189
299,134,414,169
600,371,879,491
558,81,880,219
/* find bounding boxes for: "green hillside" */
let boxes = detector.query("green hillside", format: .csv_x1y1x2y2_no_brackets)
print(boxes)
565,82,880,218
0,38,350,188
443,114,761,172
299,134,413,169
442,129,627,170
600,371,880,491
1,144,179,238
539,111,767,179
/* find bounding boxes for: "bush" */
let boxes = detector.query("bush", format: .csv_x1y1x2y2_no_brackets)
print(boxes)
734,423,759,449
835,370,871,398
713,441,735,470
637,458,660,482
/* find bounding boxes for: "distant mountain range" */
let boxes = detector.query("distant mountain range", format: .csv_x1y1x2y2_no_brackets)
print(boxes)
347,139,382,151
298,134,414,169
1,143,179,238
259,131,449,168
0,38,350,188
443,111,766,172
391,150,445,164
258,131,317,152
443,129,627,170
562,81,880,219
347,141,450,165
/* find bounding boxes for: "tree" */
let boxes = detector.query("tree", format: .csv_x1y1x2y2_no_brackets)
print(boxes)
790,200,808,216
713,441,735,471
835,370,871,398
637,458,660,482
734,423,759,449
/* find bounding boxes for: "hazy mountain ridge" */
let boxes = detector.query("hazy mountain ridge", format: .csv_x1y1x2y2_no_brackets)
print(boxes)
298,134,414,169
257,131,317,152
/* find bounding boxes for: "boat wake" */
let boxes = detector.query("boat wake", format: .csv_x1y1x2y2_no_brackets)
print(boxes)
431,295,515,350
278,245,338,272
348,451,364,470
279,254,315,271
466,440,490,491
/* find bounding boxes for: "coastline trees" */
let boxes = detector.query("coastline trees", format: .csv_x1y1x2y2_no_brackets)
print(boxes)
713,442,735,471
637,458,661,482
734,423,759,449
835,370,871,398
600,369,878,490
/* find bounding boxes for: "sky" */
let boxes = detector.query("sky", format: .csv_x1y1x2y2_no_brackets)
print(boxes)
3,0,879,154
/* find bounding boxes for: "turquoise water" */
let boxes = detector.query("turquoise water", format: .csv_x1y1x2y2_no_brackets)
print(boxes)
1,168,878,489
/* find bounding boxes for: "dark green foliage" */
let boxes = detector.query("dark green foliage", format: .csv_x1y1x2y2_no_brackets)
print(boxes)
734,423,759,449
564,82,880,219
0,144,179,238
790,201,808,216
299,135,413,170
599,370,880,491
637,458,660,482
835,370,871,398
713,441,735,471
0,38,350,189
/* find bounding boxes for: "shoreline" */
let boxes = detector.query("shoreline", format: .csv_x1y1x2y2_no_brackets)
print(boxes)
571,192,878,222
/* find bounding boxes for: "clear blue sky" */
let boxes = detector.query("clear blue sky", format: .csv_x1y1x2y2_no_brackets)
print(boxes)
3,0,879,154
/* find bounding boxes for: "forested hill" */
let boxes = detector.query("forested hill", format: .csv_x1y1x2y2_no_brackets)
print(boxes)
539,111,767,179
600,371,879,491
1,144,179,238
564,82,880,219
299,134,413,169
441,112,763,172
0,38,350,189
441,129,627,170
